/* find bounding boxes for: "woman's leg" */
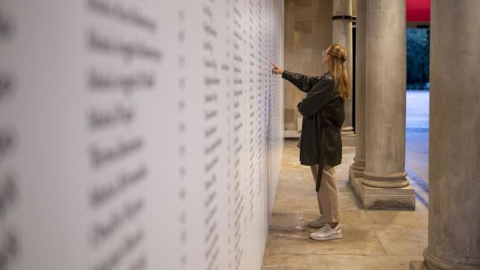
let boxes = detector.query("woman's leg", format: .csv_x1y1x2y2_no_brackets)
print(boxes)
309,164,342,240
318,165,340,224
310,164,323,216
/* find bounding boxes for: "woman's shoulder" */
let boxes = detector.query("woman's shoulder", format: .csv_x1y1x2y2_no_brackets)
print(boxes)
321,73,334,81
314,73,334,87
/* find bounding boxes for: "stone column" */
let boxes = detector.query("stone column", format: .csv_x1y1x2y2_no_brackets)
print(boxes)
350,0,414,209
349,0,366,181
332,0,355,146
412,1,480,269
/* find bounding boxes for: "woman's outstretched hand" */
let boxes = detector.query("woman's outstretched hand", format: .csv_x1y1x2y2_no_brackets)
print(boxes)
270,62,284,75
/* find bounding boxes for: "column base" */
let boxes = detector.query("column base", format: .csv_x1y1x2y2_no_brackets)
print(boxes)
350,157,366,176
410,261,426,270
348,169,415,210
342,133,356,146
421,248,480,270
349,164,364,178
348,166,364,197
284,129,300,138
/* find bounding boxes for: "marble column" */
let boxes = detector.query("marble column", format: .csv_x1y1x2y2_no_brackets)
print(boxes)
363,0,408,188
332,0,355,146
349,0,366,180
412,1,480,270
349,0,414,209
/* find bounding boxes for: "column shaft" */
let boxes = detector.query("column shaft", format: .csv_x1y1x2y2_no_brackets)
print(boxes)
422,1,480,269
332,0,354,136
350,0,366,175
363,0,408,188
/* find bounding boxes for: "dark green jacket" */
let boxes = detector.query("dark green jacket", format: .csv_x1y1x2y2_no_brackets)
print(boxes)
282,70,345,191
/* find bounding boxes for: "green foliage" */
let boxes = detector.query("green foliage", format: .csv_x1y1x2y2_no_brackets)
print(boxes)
407,29,430,87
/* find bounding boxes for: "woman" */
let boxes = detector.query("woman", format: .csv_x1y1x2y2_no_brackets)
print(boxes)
271,44,350,241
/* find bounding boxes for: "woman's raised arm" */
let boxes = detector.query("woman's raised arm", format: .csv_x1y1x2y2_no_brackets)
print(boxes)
270,62,320,93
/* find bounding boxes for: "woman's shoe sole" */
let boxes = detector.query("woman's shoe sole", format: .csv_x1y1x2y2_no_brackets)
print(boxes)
309,234,343,241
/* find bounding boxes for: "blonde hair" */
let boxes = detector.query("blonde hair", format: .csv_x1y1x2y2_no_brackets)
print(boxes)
326,44,351,99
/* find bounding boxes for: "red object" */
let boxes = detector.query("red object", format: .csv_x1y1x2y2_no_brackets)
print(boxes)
406,0,430,22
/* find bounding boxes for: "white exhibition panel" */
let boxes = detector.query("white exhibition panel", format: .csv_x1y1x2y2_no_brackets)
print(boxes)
0,1,284,270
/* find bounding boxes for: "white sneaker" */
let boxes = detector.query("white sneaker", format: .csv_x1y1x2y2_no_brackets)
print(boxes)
308,216,327,228
310,224,342,241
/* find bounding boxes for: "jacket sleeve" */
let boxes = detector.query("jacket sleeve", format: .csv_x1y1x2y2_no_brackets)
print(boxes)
297,76,335,118
282,70,320,93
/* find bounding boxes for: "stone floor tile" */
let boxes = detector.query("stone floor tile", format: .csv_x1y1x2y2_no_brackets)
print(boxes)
301,170,314,180
302,209,323,222
277,177,313,187
262,255,309,270
339,192,362,210
275,186,317,199
265,228,386,256
308,255,423,270
279,171,304,181
282,164,305,172
337,179,352,193
269,210,306,229
374,229,428,256
414,201,429,218
366,211,428,230
339,210,428,230
273,197,318,211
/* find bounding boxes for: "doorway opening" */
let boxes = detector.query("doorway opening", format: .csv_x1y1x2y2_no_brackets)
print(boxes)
405,27,430,206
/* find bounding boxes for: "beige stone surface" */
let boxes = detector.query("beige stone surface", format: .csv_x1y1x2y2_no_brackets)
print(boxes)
295,21,313,34
350,174,416,209
284,109,296,123
265,228,385,256
409,260,425,270
423,2,480,268
308,255,423,270
263,255,309,270
283,0,332,132
341,210,428,230
273,197,318,211
375,229,428,256
364,0,408,189
294,0,312,7
263,140,429,269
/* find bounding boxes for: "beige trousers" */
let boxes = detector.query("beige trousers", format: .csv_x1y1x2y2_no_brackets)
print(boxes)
310,164,340,223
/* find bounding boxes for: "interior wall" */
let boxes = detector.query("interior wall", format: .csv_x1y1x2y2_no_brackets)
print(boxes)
284,0,333,132
0,1,284,270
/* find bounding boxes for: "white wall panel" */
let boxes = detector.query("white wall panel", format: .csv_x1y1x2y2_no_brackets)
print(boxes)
0,1,284,270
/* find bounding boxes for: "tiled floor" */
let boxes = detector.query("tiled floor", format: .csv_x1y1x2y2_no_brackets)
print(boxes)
262,140,429,270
